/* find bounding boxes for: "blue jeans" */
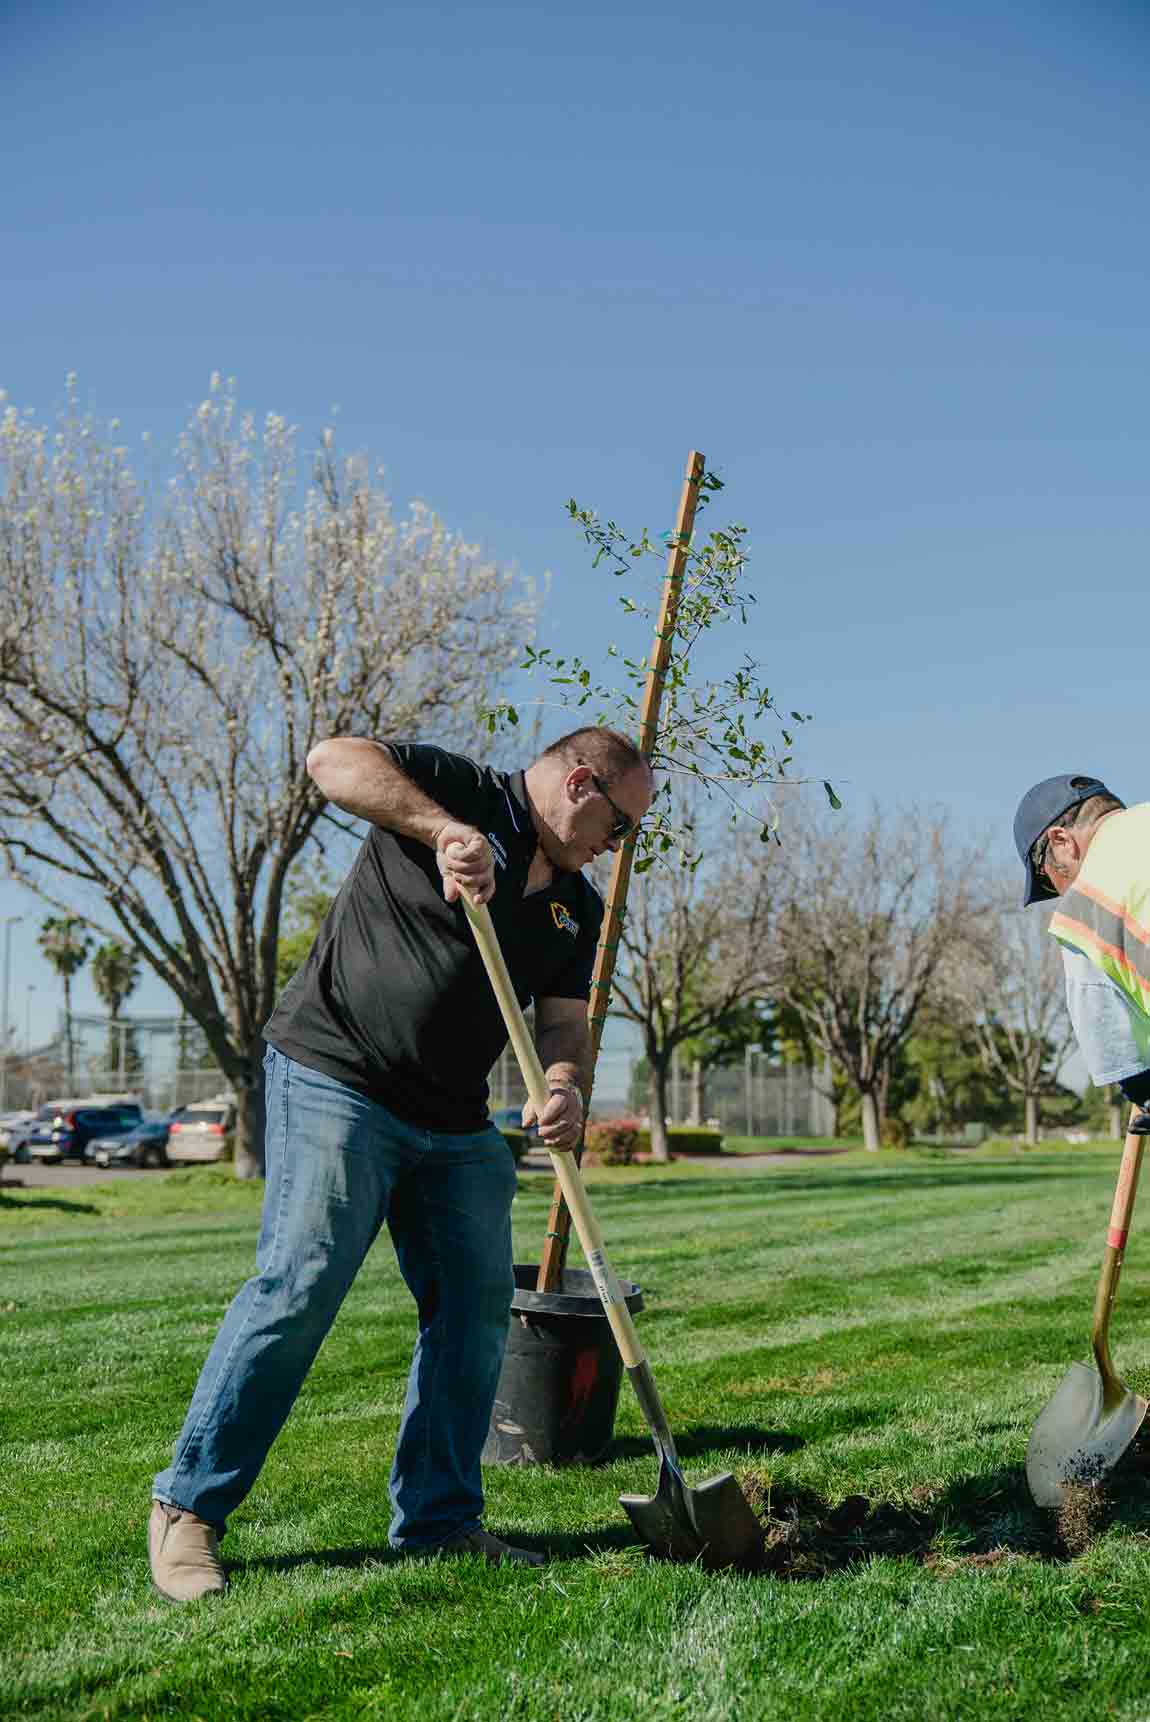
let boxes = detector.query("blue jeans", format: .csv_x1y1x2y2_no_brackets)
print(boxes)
153,1047,518,1549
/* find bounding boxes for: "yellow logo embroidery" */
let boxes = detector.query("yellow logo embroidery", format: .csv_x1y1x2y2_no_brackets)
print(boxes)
550,903,579,937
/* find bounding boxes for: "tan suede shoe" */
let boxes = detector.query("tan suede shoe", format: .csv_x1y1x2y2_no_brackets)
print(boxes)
149,1500,228,1602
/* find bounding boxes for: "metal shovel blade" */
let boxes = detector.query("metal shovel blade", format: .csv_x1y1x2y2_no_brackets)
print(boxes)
1026,1360,1149,1507
620,1454,764,1570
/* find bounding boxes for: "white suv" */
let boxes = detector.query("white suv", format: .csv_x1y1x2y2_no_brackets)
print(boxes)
166,1099,237,1164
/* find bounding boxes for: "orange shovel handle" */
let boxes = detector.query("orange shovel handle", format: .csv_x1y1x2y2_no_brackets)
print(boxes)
1092,1115,1146,1390
1106,1118,1146,1251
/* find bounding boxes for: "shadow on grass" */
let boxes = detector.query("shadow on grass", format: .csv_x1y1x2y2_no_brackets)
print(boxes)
610,1423,803,1462
227,1452,1150,1584
231,1524,633,1578
0,1188,99,1215
583,1167,1089,1201
751,1168,1091,1195
233,1542,402,1577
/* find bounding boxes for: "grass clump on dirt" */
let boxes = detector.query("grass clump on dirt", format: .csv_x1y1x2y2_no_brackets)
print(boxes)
5,1142,1150,1720
1054,1480,1110,1557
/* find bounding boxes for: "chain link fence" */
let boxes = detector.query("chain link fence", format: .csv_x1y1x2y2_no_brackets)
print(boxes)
491,1037,834,1139
3,1016,833,1142
0,1012,231,1116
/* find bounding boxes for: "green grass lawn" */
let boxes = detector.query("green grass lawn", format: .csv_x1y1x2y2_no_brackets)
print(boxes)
717,1134,852,1155
5,1146,1150,1720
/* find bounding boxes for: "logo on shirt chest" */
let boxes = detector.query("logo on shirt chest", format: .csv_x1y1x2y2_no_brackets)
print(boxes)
550,902,579,938
487,833,509,872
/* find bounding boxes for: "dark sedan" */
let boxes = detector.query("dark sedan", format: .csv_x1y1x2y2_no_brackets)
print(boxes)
84,1118,171,1170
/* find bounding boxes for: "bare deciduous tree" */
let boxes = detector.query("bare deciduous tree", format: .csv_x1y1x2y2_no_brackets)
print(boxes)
609,828,775,1160
771,803,979,1151
0,378,534,1175
945,897,1075,1146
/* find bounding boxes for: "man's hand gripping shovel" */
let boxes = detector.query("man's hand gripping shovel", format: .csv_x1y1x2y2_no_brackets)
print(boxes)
462,896,764,1569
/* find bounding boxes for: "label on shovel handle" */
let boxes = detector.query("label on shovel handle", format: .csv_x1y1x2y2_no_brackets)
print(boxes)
586,1247,625,1308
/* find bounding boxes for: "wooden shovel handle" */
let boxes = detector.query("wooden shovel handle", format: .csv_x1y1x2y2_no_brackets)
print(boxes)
462,897,647,1371
1106,1118,1146,1250
535,448,707,1295
1092,1115,1146,1385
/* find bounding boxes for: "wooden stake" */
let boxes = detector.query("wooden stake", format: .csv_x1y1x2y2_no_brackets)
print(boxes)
536,449,706,1293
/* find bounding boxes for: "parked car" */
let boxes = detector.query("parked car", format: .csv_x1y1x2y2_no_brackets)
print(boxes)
166,1099,236,1164
0,1110,36,1168
0,1109,36,1150
5,1108,51,1162
85,1116,171,1169
14,1099,144,1164
9,1100,85,1164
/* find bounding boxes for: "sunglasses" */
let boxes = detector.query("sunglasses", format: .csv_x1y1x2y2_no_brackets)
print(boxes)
590,773,637,842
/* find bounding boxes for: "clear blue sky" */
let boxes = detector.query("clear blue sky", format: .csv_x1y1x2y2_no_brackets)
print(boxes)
2,0,1148,1055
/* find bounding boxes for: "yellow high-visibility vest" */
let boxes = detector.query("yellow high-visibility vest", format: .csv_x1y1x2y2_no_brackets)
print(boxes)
1048,804,1150,1049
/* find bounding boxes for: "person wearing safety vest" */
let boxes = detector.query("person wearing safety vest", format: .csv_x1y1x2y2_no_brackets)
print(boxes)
1013,774,1150,1130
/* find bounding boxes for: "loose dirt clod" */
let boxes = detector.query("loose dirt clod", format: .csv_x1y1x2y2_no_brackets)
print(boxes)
1054,1481,1107,1557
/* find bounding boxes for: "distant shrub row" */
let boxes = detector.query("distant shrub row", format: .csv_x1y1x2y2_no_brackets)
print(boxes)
584,1119,725,1164
496,1117,725,1165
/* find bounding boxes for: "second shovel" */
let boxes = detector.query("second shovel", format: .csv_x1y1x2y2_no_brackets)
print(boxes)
1027,1117,1149,1506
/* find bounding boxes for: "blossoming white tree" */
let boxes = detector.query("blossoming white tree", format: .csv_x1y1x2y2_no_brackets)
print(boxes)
0,378,533,1175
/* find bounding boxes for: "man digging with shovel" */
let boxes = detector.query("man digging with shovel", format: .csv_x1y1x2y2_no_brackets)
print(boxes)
149,727,653,1602
1013,773,1150,1502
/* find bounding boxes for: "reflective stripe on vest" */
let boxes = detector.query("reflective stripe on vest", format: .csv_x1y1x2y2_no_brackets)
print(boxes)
1048,803,1150,1022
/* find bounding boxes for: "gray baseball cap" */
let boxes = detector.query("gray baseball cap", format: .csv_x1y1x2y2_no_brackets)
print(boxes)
1013,773,1116,906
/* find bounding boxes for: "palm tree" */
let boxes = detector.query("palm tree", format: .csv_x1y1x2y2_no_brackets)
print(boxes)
91,940,141,1080
37,915,92,1086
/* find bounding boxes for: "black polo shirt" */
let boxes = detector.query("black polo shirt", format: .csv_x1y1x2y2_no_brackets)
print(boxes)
264,743,603,1132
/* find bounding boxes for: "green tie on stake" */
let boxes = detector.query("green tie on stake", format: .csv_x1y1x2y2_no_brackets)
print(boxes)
463,894,764,1569
1027,1116,1150,1506
535,449,707,1296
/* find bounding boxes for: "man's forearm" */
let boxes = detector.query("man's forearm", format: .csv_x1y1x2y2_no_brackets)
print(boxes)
307,738,450,844
535,1021,593,1103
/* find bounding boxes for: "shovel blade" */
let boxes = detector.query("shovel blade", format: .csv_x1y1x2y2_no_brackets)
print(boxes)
681,1470,765,1570
620,1457,763,1569
1026,1360,1149,1507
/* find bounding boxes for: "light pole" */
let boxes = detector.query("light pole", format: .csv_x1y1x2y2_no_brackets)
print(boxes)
25,985,35,1059
744,1042,762,1139
0,915,20,1115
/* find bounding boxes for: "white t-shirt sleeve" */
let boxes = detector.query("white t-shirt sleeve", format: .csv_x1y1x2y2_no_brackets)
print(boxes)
1062,945,1149,1086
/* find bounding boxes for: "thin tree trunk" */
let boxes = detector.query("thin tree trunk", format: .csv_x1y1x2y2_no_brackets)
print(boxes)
1024,1092,1039,1146
63,977,74,1087
860,1089,881,1152
232,1041,267,1180
1108,1089,1124,1140
689,1060,704,1127
647,1061,671,1163
819,1057,839,1138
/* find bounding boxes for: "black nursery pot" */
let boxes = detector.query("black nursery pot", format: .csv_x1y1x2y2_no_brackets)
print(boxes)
482,1264,644,1467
